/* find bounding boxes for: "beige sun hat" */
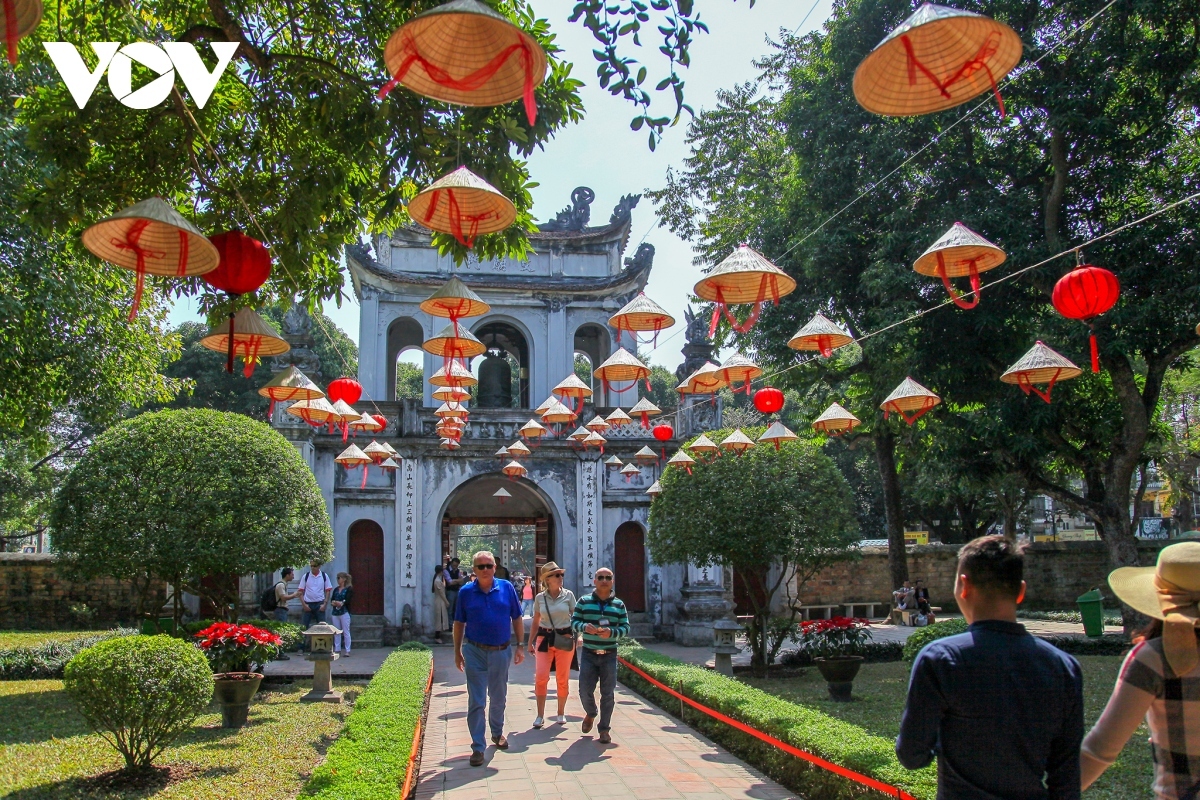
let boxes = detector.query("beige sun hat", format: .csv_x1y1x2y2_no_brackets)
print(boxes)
1000,341,1081,403
423,321,487,359
676,362,727,396
1109,542,1200,674
788,313,854,356
716,354,762,394
693,244,797,305
258,365,324,406
812,402,862,436
198,308,291,377
593,347,651,388
430,361,478,388
609,293,675,335
408,167,517,246
420,275,491,320
881,377,941,424
539,561,565,581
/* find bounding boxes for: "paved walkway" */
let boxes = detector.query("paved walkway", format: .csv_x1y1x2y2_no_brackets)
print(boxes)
415,648,797,800
262,647,395,679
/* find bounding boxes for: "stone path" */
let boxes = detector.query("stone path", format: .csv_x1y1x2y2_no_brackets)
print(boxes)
415,648,798,800
262,646,394,679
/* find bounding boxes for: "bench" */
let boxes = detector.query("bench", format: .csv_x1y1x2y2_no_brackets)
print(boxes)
797,604,840,620
843,602,887,619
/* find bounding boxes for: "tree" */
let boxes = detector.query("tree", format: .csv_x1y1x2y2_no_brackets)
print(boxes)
647,428,858,674
51,409,333,624
396,361,425,400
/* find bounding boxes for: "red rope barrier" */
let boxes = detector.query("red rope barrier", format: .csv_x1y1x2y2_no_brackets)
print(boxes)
400,659,436,800
617,657,915,800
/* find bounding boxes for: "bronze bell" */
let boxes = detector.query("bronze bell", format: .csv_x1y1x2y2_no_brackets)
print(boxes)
477,349,513,408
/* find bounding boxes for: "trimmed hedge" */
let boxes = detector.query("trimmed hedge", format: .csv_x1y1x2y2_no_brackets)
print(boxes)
902,618,969,662
182,619,304,652
1018,609,1123,626
1041,634,1132,656
617,642,936,800
299,648,433,800
0,628,138,680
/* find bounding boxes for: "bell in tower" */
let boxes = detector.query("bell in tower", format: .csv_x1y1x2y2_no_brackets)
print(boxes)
477,348,513,408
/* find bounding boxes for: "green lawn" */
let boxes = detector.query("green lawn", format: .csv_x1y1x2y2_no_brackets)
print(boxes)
740,656,1149,800
0,679,361,799
0,631,119,649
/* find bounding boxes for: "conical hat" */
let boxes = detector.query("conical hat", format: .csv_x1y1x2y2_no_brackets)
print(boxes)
362,440,391,462
419,275,491,319
423,321,486,359
620,462,642,475
629,397,661,417
379,457,401,470
812,402,862,434
593,347,650,384
519,419,548,438
541,399,576,424
330,399,363,423
667,450,695,468
441,438,461,450
604,455,624,467
646,480,663,497
259,365,324,402
335,443,371,466
1,0,43,56
677,362,726,395
430,361,478,388
408,167,517,242
716,354,763,387
507,440,531,457
693,245,796,305
759,421,798,445
853,4,1023,117
687,434,718,453
285,397,336,424
493,487,512,501
432,385,472,402
609,293,675,333
583,431,607,447
495,446,509,458
348,414,385,432
881,377,941,413
1001,341,1082,386
788,313,855,353
719,429,756,453
553,374,593,398
382,442,399,456
533,395,558,416
585,415,610,432
568,426,590,442
913,222,1006,277
82,197,219,277
605,408,632,426
435,401,468,418
382,0,548,110
633,446,659,464
199,308,291,357
502,459,527,477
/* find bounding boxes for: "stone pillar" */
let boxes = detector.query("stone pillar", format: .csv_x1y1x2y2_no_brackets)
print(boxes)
674,563,733,646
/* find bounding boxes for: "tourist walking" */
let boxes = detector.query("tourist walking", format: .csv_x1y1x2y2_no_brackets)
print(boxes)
1081,541,1200,798
444,556,464,618
521,575,534,617
572,567,629,745
299,560,333,630
453,550,525,766
896,535,1083,799
330,572,353,657
432,564,451,644
527,561,576,728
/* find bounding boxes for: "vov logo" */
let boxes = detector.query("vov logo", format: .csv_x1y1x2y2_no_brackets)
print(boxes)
43,42,239,110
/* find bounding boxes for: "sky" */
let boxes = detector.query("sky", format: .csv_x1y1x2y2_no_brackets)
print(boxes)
168,0,834,372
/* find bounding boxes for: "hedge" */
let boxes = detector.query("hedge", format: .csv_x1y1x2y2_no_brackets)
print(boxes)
903,618,1131,663
617,642,937,800
902,618,969,662
299,648,433,800
0,628,139,680
1018,609,1123,626
182,619,305,652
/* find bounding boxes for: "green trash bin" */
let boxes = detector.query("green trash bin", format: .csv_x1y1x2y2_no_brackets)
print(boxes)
1077,589,1105,638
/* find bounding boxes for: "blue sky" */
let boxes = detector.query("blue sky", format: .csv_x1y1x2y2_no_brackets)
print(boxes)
168,0,833,372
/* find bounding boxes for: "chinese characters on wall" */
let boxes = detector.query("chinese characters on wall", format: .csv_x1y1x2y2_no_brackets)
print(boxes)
581,460,598,584
401,460,416,588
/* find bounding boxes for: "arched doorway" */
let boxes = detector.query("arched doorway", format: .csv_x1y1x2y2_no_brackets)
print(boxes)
473,320,530,408
440,474,555,582
386,317,425,401
613,522,646,612
348,520,385,614
574,323,611,407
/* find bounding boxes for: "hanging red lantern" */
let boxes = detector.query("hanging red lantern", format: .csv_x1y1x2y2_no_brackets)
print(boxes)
372,414,389,432
652,423,674,442
327,377,364,406
1052,264,1119,373
204,231,273,373
754,387,785,414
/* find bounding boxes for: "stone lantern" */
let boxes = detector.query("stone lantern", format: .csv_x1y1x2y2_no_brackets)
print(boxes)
301,622,342,703
712,618,743,676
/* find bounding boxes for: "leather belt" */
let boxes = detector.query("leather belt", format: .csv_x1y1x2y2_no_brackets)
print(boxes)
466,639,509,651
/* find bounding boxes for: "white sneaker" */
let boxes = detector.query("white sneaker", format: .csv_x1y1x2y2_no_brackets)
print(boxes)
533,716,544,729
551,715,566,724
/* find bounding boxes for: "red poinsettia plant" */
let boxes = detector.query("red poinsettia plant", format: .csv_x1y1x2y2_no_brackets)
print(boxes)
798,616,873,659
194,622,283,675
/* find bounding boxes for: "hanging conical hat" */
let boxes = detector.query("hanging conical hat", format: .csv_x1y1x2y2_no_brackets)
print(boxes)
495,445,509,458
620,462,642,476
335,443,371,467
541,399,576,425
667,450,696,468
507,440,531,458
285,397,337,425
329,399,363,424
348,413,385,433
430,361,478,388
436,423,464,440
199,308,291,368
788,313,855,354
1001,341,1082,386
502,459,527,478
583,431,607,449
2,0,42,65
568,426,590,442
914,222,1006,278
716,354,762,390
593,347,650,385
533,395,558,416
687,434,718,454
82,197,220,278
629,398,661,418
441,438,461,451
379,457,401,471
381,0,548,115
852,3,1023,117
881,377,941,423
419,275,491,319
604,455,624,467
382,442,399,457
633,446,659,464
519,419,548,439
493,487,512,502
605,408,633,427
585,415,610,432
646,480,663,497
423,321,487,359
432,385,472,402
759,421,798,448
693,245,796,305
812,402,862,435
362,440,391,463
553,374,593,399
408,167,517,246
719,429,756,454
609,293,675,333
434,401,469,418
676,362,726,395
259,365,324,402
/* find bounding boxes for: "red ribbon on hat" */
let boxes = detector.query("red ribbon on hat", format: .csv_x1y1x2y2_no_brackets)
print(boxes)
423,188,502,248
111,219,165,321
4,0,18,65
901,30,1005,117
935,252,982,310
707,274,781,339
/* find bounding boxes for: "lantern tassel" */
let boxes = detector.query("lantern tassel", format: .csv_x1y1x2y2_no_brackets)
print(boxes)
1089,332,1100,373
361,465,369,489
226,312,236,373
4,0,19,65
268,399,275,419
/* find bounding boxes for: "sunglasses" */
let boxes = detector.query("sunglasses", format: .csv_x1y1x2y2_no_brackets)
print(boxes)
596,575,613,581
473,563,495,570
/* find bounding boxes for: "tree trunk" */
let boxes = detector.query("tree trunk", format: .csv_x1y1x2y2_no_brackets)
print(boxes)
875,429,909,587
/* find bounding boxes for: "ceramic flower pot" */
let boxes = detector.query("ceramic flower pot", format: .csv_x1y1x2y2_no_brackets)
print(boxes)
212,672,263,728
813,656,863,702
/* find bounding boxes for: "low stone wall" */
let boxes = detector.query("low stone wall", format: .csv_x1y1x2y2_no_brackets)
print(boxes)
796,541,1165,611
0,553,161,629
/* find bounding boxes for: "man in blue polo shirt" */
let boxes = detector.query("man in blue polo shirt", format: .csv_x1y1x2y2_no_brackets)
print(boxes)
453,550,525,767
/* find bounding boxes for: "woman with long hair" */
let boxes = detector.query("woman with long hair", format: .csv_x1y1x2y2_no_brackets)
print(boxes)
527,561,576,729
1082,542,1200,798
431,564,451,644
331,572,354,657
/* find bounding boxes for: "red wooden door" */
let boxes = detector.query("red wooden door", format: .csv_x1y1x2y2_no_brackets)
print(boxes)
348,520,384,615
733,568,768,615
613,522,646,612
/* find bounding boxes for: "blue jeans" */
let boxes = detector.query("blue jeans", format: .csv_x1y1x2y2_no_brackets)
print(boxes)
273,607,290,623
462,642,512,753
301,601,325,638
521,599,533,617
578,649,617,732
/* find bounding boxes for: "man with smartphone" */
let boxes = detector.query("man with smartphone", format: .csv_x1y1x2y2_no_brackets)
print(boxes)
572,567,629,745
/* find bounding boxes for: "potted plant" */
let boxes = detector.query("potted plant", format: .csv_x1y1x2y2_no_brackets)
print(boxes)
194,621,282,727
799,616,872,702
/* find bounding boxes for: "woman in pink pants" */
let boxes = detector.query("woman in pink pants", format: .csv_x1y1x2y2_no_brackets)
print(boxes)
527,561,576,728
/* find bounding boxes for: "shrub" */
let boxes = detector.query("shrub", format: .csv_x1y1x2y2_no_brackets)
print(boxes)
63,635,214,772
781,640,903,666
903,618,969,662
183,618,303,652
194,622,282,673
1017,609,1123,626
618,642,936,800
0,628,137,680
299,649,433,799
396,641,432,652
797,617,873,659
1041,634,1132,656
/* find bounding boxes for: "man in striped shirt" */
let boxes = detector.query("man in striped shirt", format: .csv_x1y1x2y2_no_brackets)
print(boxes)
571,567,629,744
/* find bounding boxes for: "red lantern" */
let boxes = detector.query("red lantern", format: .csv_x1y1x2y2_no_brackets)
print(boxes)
327,377,363,406
652,423,674,442
754,387,785,414
372,414,388,432
1052,265,1119,373
204,232,272,295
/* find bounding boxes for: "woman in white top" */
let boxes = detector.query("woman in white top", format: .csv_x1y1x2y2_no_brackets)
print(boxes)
527,561,576,728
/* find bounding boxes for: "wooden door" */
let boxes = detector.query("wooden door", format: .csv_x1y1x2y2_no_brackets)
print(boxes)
613,522,646,612
348,520,385,615
733,568,768,615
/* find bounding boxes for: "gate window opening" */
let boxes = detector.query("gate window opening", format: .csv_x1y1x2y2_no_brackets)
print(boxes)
451,523,537,579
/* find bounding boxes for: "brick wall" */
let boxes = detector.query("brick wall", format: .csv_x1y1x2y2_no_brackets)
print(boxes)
796,541,1165,610
0,553,163,629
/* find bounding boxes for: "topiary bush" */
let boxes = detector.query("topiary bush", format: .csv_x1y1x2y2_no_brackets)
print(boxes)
0,628,138,680
903,618,969,662
64,635,214,772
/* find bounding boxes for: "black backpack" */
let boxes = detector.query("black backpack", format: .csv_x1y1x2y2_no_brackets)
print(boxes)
261,582,281,612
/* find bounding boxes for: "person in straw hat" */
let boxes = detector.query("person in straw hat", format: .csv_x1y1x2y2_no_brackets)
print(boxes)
896,535,1083,798
1082,542,1200,796
526,561,577,729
